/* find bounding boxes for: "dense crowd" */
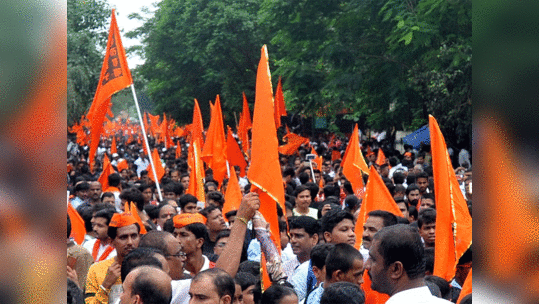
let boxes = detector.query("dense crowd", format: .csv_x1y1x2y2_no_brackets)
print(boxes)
67,127,472,304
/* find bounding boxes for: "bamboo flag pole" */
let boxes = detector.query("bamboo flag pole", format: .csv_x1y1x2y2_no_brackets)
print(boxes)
130,84,163,201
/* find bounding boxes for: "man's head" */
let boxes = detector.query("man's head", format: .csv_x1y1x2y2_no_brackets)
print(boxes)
101,192,116,205
225,210,237,226
325,243,364,286
200,205,227,233
170,169,181,183
119,188,145,211
74,182,90,200
416,172,429,194
179,194,198,214
120,247,165,282
419,193,436,210
405,184,420,204
89,181,102,202
180,173,190,189
91,209,115,241
206,191,225,209
189,268,236,304
364,224,425,296
108,173,121,188
311,243,335,284
120,265,172,304
204,181,218,193
172,213,208,256
288,216,320,262
156,204,177,229
321,210,356,246
320,282,365,304
362,210,398,250
108,212,141,260
214,230,231,256
394,198,409,219
294,185,312,210
163,182,184,201
138,184,154,204
139,230,186,280
234,272,261,304
417,208,436,247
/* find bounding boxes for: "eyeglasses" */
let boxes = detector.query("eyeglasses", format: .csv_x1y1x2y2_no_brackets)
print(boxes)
166,251,187,259
216,242,227,248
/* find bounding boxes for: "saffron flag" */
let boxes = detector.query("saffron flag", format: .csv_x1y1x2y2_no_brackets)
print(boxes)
456,268,472,304
110,136,117,155
187,141,206,203
278,133,310,155
274,76,286,129
342,124,369,198
354,166,403,249
226,126,247,177
191,99,205,148
238,92,252,157
128,202,147,234
375,148,386,166
222,166,243,218
67,202,86,245
117,159,129,172
87,9,133,172
247,45,284,254
98,154,115,190
362,270,390,304
202,96,228,186
430,115,472,282
148,148,165,184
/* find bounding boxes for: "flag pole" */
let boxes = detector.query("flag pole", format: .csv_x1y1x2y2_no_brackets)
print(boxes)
130,84,163,201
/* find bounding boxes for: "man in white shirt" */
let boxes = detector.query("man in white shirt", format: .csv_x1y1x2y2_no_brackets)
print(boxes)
83,209,117,262
364,224,451,303
134,150,150,177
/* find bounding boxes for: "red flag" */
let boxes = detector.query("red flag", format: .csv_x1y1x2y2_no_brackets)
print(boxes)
222,166,243,218
247,47,284,285
226,126,247,177
278,133,310,155
201,96,228,186
342,124,369,198
238,92,252,157
98,154,115,190
274,76,286,129
187,141,206,203
354,166,403,249
148,148,165,184
430,115,472,281
67,202,86,245
456,268,472,304
87,9,133,172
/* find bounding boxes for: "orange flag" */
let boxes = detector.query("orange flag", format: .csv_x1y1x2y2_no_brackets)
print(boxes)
148,148,165,184
98,154,115,190
354,166,403,249
191,99,205,148
238,92,252,157
342,124,369,199
375,148,386,166
310,147,322,170
202,95,228,186
222,166,243,218
147,113,161,138
278,133,310,155
127,202,147,234
117,159,129,172
430,115,472,282
274,76,286,129
187,141,206,203
362,270,390,304
110,136,117,154
456,268,472,304
67,202,86,245
87,9,133,172
247,44,284,253
226,126,247,177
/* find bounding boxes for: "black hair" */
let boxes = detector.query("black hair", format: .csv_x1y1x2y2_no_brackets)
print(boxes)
67,279,84,304
238,261,260,277
294,185,311,198
138,183,154,193
344,195,360,213
417,208,436,229
317,202,341,220
406,173,416,185
320,281,365,304
323,183,341,199
408,205,418,221
182,222,209,241
131,266,173,304
366,210,398,228
396,217,410,224
298,172,310,185
67,215,72,238
119,188,145,211
224,210,237,221
146,204,160,221
321,209,354,234
193,268,235,298
200,205,221,219
424,247,435,274
101,192,115,200
74,182,90,193
393,172,405,185
120,247,164,282
108,173,121,187
342,180,354,195
261,285,296,304
163,218,174,234
288,216,320,237
235,272,262,303
283,167,295,178
215,230,231,244
108,222,141,240
304,182,319,200
310,243,335,269
424,275,450,299
325,243,362,280
416,171,429,181
279,220,288,234
204,181,219,193
373,224,425,280
179,194,198,209
206,191,225,208
405,184,419,196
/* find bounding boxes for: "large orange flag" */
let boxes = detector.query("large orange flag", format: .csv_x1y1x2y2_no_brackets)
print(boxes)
456,268,472,304
87,9,133,172
278,133,310,155
430,115,472,282
222,167,243,218
67,202,86,245
274,76,287,129
342,124,369,198
191,99,205,148
98,154,115,190
247,46,285,289
187,141,206,203
126,202,147,234
202,96,228,186
238,92,252,157
354,166,403,249
148,148,165,184
226,126,247,177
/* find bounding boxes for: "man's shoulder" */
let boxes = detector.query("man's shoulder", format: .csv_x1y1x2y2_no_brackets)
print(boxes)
88,257,115,273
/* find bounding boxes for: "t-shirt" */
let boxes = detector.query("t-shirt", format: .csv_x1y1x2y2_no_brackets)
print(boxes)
171,279,192,304
293,207,318,219
85,258,122,304
386,286,452,304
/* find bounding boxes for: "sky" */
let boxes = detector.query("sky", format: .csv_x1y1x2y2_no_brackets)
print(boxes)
107,0,159,68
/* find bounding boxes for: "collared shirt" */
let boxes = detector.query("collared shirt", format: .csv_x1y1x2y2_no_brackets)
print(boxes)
386,286,452,304
171,279,193,304
305,282,324,304
288,260,311,301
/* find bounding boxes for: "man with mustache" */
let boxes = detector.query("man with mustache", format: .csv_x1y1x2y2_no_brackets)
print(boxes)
85,212,141,304
360,210,398,262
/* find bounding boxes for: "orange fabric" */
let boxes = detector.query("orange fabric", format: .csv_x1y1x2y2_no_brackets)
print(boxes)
342,124,369,199
110,136,117,154
148,148,165,184
191,99,205,148
222,166,243,218
87,10,133,172
456,268,472,304
430,115,472,281
109,212,138,228
187,141,206,203
226,126,247,177
117,159,128,172
128,202,147,234
362,270,390,304
310,147,322,170
354,166,403,249
261,253,273,290
238,92,252,157
274,76,286,129
375,148,386,166
173,213,207,229
331,149,341,161
247,45,284,253
278,133,309,155
201,96,228,186
98,154,115,190
147,113,161,138
366,146,375,157
67,202,86,245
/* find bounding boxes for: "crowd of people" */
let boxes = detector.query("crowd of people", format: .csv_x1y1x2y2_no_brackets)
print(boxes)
67,126,472,304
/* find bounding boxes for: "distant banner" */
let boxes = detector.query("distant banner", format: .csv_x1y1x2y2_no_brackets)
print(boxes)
402,124,430,149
